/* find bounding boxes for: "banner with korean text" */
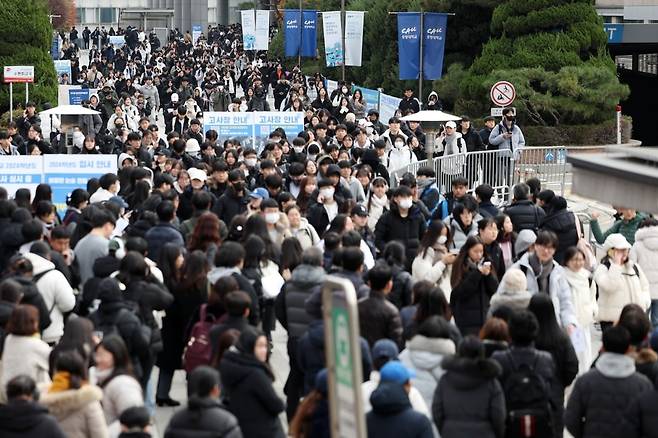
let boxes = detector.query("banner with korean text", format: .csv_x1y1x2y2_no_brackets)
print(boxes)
322,11,344,67
344,11,364,66
301,10,318,57
284,10,301,57
423,13,448,80
397,13,421,80
255,10,270,50
241,10,256,50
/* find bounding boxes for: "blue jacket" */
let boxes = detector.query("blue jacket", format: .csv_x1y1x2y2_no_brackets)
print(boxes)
145,222,184,262
366,382,434,438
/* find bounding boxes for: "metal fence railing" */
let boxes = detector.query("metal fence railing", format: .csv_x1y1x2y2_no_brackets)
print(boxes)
390,146,607,199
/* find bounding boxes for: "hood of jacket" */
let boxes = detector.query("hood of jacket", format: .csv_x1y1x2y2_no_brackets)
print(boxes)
369,381,412,415
428,91,438,101
635,226,658,251
441,356,501,389
220,349,269,387
39,384,103,419
0,400,52,433
405,335,456,370
23,252,55,276
595,352,636,378
207,266,240,285
542,209,575,233
10,276,41,301
291,264,326,287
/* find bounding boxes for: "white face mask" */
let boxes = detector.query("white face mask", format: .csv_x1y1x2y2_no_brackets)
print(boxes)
438,235,448,245
394,141,404,148
265,212,279,224
293,146,304,153
245,157,257,167
398,198,413,209
320,187,335,199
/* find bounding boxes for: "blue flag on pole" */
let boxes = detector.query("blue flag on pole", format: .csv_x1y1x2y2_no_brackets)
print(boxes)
423,13,448,80
397,13,421,80
284,10,301,57
301,10,317,57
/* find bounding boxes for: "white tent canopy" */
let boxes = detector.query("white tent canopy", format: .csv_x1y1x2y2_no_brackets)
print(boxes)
400,110,461,123
40,105,100,116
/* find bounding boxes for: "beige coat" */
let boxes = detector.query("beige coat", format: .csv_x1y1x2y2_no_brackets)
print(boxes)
39,385,108,438
564,268,598,327
594,261,651,322
0,334,51,402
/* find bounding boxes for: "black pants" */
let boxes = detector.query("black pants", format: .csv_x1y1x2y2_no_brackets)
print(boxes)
284,338,304,422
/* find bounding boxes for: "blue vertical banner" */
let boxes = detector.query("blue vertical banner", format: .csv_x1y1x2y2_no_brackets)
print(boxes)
301,10,318,57
284,10,301,57
397,13,421,80
423,13,448,80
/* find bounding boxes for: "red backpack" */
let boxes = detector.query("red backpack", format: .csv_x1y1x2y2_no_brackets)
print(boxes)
182,305,217,373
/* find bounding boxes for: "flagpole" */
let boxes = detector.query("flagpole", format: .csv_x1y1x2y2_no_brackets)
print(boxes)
341,0,346,81
418,9,424,105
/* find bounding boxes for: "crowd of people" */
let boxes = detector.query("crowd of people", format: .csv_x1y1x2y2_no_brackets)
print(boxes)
0,21,656,438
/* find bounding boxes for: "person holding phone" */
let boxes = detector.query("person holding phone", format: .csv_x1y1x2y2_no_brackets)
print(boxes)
449,236,499,336
594,233,651,333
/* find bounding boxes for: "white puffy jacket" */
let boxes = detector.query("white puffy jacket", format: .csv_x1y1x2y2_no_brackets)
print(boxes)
24,253,76,344
594,260,650,322
630,225,658,300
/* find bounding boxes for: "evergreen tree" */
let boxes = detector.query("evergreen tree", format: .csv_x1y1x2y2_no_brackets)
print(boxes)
0,0,58,113
456,0,628,125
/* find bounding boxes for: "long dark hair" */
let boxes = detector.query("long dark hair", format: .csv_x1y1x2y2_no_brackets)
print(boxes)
280,237,303,272
96,335,135,387
32,184,53,212
243,215,275,261
383,241,406,268
128,180,151,211
243,234,266,270
117,251,149,284
158,244,183,290
415,283,450,323
181,250,209,290
527,294,569,353
419,220,451,258
49,317,95,377
451,236,484,288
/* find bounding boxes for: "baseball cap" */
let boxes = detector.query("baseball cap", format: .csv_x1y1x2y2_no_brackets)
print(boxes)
326,164,341,177
249,187,269,200
107,196,128,209
185,138,201,153
351,204,368,217
187,168,207,182
372,339,399,361
445,121,457,129
380,361,415,384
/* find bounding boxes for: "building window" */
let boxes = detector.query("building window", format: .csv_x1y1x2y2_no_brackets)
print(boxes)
99,7,116,24
76,7,85,23
638,54,657,75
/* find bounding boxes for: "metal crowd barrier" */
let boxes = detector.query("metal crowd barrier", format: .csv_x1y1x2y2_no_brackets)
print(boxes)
389,146,605,198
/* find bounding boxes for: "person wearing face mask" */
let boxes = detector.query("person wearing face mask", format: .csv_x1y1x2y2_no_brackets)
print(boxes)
412,220,456,301
489,107,525,156
260,198,291,247
212,169,249,226
386,134,417,173
375,186,427,268
307,179,344,236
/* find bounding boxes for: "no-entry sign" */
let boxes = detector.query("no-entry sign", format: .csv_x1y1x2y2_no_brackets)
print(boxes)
490,81,515,107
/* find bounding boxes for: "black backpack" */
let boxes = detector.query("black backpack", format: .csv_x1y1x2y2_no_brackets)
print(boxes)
503,351,553,438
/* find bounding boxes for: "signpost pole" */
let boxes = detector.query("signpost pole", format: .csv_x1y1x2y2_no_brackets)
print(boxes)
418,9,424,105
9,83,13,122
322,275,367,438
340,0,346,82
25,83,29,104
616,104,622,145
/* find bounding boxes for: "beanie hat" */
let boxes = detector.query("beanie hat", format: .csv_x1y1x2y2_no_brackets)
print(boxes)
500,268,528,293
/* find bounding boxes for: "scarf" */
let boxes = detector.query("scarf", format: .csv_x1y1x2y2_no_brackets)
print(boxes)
443,132,463,155
50,371,72,393
369,194,388,209
529,253,554,295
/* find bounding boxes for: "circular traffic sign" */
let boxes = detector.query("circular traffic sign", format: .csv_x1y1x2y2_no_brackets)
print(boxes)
490,81,516,107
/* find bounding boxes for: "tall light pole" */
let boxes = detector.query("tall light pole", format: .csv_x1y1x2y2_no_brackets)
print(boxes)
340,0,345,81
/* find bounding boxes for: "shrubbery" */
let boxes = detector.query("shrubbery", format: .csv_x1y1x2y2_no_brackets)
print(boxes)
0,0,58,114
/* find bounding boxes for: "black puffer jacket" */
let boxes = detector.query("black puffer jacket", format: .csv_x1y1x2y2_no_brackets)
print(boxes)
0,400,66,438
219,350,285,438
375,205,427,263
212,187,248,226
504,199,545,233
164,396,242,438
274,264,325,339
540,206,578,265
358,289,403,348
565,352,652,438
450,267,499,336
625,375,658,438
433,356,506,438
